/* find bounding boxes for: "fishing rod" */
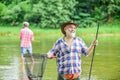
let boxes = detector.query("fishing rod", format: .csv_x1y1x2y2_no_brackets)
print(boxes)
88,22,100,80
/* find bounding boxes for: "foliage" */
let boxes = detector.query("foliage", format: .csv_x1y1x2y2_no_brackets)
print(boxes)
98,0,120,22
0,3,7,23
0,0,120,28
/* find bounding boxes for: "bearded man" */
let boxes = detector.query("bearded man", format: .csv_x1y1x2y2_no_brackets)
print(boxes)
47,21,98,80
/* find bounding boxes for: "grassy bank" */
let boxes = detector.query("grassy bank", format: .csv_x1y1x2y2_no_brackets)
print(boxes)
0,22,120,37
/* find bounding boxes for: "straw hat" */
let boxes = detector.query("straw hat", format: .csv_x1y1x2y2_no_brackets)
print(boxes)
61,21,78,34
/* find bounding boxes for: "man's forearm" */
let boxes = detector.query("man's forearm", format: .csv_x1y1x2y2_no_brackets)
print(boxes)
87,39,98,55
87,44,94,55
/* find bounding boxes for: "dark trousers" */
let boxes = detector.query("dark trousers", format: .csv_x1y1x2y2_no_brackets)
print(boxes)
57,74,80,80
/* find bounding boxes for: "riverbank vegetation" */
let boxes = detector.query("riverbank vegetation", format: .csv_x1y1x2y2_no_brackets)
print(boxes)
0,0,120,37
0,0,120,28
0,20,120,38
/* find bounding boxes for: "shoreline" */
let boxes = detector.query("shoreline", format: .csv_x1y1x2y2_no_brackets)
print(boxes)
0,33,120,37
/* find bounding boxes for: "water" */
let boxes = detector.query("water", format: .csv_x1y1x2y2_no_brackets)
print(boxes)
0,35,120,80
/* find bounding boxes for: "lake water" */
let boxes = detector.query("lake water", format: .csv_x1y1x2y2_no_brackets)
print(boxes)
0,35,120,80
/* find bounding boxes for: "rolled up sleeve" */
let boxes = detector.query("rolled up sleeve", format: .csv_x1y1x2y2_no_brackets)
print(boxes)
81,40,88,56
47,41,59,58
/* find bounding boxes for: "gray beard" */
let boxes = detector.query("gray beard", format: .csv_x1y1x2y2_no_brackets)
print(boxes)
65,30,76,38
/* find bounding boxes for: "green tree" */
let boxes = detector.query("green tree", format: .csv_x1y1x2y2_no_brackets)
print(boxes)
73,0,96,27
0,0,12,5
97,0,120,22
0,2,7,23
0,0,120,28
23,0,78,28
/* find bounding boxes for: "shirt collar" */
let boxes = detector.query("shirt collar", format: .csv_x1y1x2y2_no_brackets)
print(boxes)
61,36,76,42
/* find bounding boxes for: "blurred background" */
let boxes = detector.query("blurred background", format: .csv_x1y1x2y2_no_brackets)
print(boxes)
0,0,120,80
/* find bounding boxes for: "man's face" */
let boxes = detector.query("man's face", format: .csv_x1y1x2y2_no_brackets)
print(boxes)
64,24,76,37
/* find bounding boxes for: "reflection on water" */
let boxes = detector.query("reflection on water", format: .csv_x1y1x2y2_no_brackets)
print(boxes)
0,57,20,80
21,74,29,80
0,36,120,80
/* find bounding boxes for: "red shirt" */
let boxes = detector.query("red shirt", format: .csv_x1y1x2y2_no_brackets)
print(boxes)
20,27,34,47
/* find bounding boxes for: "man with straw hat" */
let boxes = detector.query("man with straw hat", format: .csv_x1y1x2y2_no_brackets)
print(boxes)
47,21,98,80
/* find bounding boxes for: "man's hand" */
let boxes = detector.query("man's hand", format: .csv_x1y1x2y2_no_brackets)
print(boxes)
47,53,56,59
91,39,98,46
